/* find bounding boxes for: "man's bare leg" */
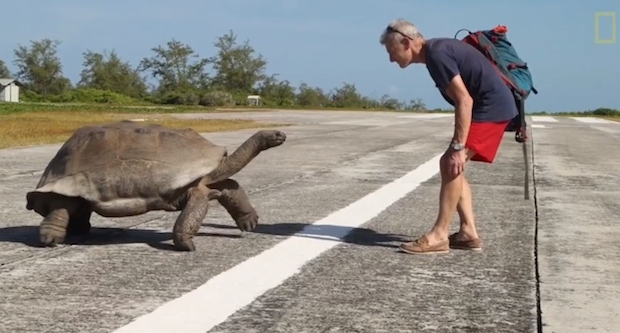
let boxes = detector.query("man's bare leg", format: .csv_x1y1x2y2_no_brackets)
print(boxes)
455,176,479,240
425,148,478,243
447,175,484,250
423,163,464,246
400,150,477,254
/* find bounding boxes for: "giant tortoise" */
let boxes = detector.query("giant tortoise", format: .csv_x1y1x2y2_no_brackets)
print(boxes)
25,120,287,251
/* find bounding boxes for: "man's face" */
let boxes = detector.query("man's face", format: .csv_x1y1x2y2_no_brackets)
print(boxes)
385,38,412,68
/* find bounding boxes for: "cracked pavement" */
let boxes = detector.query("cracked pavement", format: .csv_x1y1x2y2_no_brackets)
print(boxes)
0,110,618,333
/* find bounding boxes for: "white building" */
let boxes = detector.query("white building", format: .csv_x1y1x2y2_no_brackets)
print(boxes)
0,78,22,102
247,95,261,106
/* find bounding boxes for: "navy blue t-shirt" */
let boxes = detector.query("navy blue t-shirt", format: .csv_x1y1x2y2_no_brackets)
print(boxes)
424,37,518,122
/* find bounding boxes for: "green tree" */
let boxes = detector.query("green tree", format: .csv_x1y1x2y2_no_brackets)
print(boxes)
13,39,72,95
0,60,11,78
379,94,403,110
209,30,268,94
78,49,148,99
328,82,364,108
403,98,426,111
257,74,296,106
138,38,209,102
295,82,329,107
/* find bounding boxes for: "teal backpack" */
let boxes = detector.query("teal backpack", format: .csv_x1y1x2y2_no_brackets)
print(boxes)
454,25,538,143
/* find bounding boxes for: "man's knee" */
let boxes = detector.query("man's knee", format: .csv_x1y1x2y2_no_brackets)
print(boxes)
439,153,457,178
439,153,449,174
439,150,471,179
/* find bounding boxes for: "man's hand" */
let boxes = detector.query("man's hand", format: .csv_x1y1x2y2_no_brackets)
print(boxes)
446,148,467,178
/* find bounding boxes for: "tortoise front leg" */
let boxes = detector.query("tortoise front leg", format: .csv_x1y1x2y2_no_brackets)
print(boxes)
172,184,221,251
39,198,79,246
209,178,258,232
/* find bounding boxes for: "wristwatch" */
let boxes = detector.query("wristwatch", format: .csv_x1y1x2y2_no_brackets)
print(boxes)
450,141,465,151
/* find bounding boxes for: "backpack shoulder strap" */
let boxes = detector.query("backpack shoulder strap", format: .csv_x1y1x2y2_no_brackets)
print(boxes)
455,28,527,100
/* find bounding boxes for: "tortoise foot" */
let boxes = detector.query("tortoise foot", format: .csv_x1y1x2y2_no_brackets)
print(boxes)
235,211,258,232
39,225,66,246
173,236,196,252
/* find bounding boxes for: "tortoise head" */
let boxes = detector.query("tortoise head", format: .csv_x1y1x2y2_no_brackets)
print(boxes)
257,130,286,150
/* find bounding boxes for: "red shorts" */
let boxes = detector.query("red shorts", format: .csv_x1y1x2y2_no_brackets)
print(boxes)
465,121,510,163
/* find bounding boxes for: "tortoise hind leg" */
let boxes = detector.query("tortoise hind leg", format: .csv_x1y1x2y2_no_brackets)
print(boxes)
172,185,221,251
209,178,258,232
39,197,80,246
66,206,92,236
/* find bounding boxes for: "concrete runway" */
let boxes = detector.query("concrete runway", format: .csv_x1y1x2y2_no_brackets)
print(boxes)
0,110,618,333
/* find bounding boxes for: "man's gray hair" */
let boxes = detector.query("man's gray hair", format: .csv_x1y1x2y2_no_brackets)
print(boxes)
379,18,424,45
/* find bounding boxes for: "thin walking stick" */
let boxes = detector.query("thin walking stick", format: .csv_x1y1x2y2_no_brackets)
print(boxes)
517,98,530,200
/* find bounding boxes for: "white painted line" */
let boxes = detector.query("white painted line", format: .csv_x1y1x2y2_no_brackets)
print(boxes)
570,117,614,124
111,153,443,333
531,124,547,128
531,116,558,122
398,114,452,119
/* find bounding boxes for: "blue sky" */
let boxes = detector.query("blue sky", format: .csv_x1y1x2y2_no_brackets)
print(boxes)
1,0,618,112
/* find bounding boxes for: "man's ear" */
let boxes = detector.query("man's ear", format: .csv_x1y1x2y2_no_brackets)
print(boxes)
400,38,411,49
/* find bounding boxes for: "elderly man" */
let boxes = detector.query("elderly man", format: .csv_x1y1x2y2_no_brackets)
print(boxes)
379,18,518,254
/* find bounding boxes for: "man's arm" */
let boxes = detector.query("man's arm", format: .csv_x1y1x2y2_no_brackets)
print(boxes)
426,51,473,145
444,75,473,145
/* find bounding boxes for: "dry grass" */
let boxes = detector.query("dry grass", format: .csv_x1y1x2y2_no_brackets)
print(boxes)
0,111,287,149
600,116,620,122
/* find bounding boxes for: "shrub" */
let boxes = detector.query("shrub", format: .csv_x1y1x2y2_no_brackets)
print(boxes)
20,88,136,104
158,91,200,105
199,90,236,107
591,108,620,116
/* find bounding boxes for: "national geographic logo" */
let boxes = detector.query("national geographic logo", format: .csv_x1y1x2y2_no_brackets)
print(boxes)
594,12,616,44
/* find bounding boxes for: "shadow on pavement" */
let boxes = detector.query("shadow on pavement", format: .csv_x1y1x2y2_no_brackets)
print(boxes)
0,225,239,251
204,222,409,249
0,222,409,251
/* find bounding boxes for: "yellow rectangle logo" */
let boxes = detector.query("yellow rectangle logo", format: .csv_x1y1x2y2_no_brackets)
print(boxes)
595,12,616,44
